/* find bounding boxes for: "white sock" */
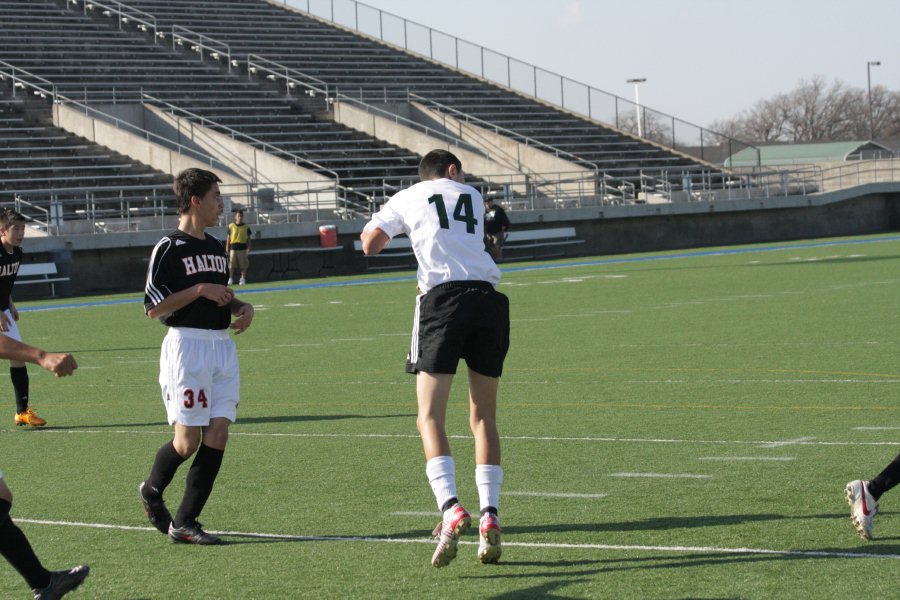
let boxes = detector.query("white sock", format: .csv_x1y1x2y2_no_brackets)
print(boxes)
426,456,457,511
475,464,503,513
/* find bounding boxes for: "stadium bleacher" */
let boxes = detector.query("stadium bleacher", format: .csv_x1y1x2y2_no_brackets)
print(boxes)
0,87,172,228
0,0,728,229
0,0,424,208
118,0,712,183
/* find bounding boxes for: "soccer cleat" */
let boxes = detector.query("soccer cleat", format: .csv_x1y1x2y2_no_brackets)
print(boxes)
138,481,172,535
430,503,470,568
15,408,46,427
32,565,90,600
477,512,502,564
238,277,246,286
168,520,223,545
227,277,233,285
846,479,878,540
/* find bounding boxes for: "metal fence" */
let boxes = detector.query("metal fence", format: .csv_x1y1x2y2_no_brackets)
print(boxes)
7,159,899,235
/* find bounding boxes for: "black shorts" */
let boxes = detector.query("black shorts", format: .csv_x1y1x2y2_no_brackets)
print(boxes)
406,281,510,377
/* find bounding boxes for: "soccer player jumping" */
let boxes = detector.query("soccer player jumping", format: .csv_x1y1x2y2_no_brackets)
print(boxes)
361,150,510,567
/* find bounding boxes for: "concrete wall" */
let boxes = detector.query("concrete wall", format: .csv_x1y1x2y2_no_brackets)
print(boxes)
144,106,338,208
410,102,593,179
52,103,248,189
13,186,900,299
331,101,520,183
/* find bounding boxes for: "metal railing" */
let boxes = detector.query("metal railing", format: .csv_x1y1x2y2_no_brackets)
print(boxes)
0,60,57,101
277,0,758,165
8,159,898,236
172,25,233,71
69,0,162,41
406,91,598,173
245,56,487,153
140,93,345,184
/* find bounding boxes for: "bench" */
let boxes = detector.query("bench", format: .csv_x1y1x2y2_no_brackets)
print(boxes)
353,237,416,271
15,262,70,297
502,227,585,260
353,227,586,270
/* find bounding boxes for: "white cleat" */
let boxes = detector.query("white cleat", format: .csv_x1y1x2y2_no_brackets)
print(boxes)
430,504,470,568
477,512,502,564
846,479,878,540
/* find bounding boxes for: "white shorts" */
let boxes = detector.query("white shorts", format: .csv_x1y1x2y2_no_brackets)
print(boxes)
0,309,22,343
159,327,240,427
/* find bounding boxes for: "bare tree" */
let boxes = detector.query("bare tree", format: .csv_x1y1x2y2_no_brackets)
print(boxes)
618,110,673,146
710,76,900,143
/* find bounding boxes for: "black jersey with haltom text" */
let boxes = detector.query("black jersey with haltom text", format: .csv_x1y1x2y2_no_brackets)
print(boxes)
144,230,230,330
0,245,22,311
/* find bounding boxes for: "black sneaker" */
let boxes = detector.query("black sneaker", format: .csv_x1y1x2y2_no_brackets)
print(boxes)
32,565,90,600
168,520,223,545
138,481,172,535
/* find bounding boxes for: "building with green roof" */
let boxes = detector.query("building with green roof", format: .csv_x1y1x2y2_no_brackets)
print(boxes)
724,141,893,168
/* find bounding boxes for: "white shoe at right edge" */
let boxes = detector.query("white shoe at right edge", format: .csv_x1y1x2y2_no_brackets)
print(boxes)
477,512,502,564
846,479,878,540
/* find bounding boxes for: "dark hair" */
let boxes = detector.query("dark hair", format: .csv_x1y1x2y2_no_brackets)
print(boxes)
172,168,222,214
235,209,244,216
0,208,25,230
418,149,462,181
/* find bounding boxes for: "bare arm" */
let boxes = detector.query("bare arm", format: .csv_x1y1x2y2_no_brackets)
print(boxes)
360,227,390,255
146,283,233,320
0,335,77,376
228,297,254,334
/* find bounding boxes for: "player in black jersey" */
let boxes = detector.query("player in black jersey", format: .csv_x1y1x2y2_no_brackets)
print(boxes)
139,169,254,545
0,209,47,428
0,335,89,599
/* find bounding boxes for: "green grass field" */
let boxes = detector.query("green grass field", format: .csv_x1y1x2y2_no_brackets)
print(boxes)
1,233,900,599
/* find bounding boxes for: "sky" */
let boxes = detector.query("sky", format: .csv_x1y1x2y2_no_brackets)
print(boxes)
285,0,899,129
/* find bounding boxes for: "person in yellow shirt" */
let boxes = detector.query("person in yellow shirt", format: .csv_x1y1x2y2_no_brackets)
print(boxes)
225,210,252,285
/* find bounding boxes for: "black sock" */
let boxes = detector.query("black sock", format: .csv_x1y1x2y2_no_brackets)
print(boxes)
440,497,459,513
146,441,188,494
174,444,224,527
868,453,900,499
480,506,498,517
0,499,51,590
10,367,28,414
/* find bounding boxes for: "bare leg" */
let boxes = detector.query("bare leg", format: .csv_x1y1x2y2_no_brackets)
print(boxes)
416,372,454,460
468,369,500,465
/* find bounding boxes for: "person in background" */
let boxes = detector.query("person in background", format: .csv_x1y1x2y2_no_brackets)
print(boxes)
483,197,510,263
225,210,251,285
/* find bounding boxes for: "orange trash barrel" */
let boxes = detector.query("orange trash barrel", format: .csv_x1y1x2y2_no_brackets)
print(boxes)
319,225,337,247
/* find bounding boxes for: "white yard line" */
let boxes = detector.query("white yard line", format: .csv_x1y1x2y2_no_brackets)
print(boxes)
698,457,795,461
15,518,900,560
609,473,712,479
504,491,609,499
17,429,900,447
758,437,816,448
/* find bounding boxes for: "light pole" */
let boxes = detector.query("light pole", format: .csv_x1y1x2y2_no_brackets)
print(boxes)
626,78,647,137
867,60,880,140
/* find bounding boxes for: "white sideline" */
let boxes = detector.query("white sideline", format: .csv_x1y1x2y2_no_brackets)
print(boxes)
610,473,711,479
698,457,795,461
504,491,609,499
14,518,900,561
17,429,900,447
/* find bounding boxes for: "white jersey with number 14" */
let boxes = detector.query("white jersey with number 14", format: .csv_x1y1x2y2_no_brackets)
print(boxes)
365,178,501,293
